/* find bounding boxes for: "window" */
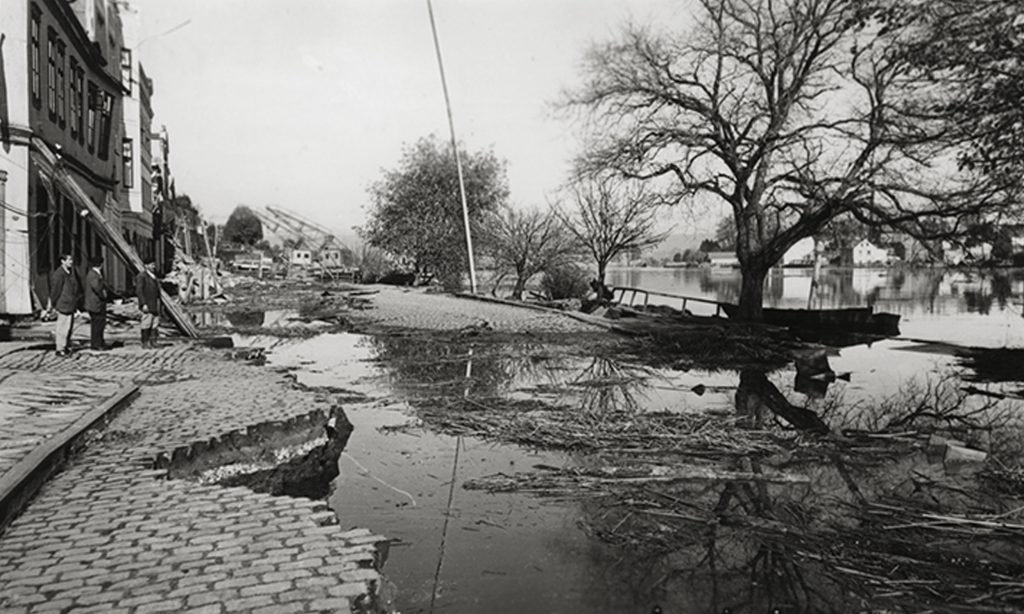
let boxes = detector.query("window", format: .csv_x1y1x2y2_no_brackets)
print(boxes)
69,59,82,140
56,42,66,127
120,49,132,94
97,92,114,160
86,81,98,153
122,139,134,188
30,6,41,108
94,10,105,55
46,29,56,119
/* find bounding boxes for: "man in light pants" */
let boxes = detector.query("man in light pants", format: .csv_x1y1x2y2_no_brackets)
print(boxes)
135,258,161,348
48,253,80,356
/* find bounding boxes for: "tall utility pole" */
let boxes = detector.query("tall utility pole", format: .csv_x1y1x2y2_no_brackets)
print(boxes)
426,0,477,293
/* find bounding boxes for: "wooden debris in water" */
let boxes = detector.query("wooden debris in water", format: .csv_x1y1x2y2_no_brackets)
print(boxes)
411,396,792,459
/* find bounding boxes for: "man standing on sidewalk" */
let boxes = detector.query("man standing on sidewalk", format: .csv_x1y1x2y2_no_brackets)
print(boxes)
136,259,160,348
84,255,110,351
48,253,80,356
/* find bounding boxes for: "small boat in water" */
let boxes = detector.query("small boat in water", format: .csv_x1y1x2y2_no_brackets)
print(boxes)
720,304,900,335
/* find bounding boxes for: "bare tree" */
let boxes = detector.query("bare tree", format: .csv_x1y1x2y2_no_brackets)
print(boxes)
554,175,670,286
480,205,576,299
565,0,1020,320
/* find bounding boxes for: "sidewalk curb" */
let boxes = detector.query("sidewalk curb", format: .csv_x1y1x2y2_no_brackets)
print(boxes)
0,383,140,533
452,292,617,331
0,342,44,361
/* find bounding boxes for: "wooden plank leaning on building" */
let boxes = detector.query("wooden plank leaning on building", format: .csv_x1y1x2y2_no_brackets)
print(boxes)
31,137,199,338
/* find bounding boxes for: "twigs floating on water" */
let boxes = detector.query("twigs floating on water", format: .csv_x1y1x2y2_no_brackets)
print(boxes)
412,396,791,458
464,464,810,493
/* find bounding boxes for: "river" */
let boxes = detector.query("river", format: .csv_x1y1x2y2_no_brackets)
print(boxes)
607,266,1024,348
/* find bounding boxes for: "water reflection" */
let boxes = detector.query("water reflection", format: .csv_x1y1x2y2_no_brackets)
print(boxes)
609,267,1024,346
737,369,830,432
267,332,1024,613
366,335,710,415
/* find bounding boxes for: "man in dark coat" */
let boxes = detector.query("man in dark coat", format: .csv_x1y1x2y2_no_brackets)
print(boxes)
48,253,80,356
135,258,161,348
84,255,109,350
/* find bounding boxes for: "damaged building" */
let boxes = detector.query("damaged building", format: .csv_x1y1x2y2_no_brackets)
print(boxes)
0,0,172,316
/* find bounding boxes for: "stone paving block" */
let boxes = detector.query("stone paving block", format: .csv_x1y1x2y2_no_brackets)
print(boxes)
239,580,295,597
135,598,184,614
224,595,277,612
254,603,306,614
186,604,225,614
308,597,353,613
28,598,73,612
185,588,240,608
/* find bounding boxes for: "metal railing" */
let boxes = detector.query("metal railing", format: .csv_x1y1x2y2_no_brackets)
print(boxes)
611,286,728,317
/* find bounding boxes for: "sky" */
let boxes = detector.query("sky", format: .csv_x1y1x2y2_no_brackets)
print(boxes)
133,0,701,240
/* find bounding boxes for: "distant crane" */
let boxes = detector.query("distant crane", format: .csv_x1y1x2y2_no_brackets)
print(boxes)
253,206,356,278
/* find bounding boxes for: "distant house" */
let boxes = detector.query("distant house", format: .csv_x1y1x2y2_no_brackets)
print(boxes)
288,249,313,267
782,237,816,267
853,239,889,265
319,247,356,269
707,251,739,267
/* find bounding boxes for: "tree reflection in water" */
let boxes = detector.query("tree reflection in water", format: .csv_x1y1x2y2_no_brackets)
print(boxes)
564,370,1024,613
366,334,574,399
367,333,1024,611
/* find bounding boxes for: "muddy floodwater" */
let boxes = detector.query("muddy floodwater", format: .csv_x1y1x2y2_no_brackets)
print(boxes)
241,298,1024,614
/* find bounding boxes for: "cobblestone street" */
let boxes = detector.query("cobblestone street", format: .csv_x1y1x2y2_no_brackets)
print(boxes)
0,341,387,613
0,364,125,479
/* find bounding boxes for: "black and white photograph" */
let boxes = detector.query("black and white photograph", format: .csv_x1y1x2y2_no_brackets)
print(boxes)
2,0,1024,612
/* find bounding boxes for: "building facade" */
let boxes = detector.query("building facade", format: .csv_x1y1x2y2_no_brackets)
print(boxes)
1,0,129,314
0,0,171,315
117,0,154,276
150,123,175,273
853,239,890,266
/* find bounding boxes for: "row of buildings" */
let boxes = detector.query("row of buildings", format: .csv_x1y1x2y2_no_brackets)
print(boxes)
0,0,176,315
704,238,896,269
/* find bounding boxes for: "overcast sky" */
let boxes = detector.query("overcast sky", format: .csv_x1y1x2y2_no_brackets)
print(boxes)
133,0,699,238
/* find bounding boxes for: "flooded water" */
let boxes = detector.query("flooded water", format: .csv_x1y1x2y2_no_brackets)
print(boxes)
190,308,300,329
254,322,1024,613
266,334,650,613
608,267,1024,347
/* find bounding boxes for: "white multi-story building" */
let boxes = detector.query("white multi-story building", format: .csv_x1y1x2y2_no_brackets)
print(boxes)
853,239,889,265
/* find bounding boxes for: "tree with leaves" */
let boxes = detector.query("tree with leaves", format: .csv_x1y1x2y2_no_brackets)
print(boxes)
565,0,1020,320
554,174,669,286
223,205,263,247
479,205,577,299
362,136,508,288
891,0,1024,179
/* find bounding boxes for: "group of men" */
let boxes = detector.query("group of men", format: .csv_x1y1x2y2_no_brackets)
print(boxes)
47,254,163,356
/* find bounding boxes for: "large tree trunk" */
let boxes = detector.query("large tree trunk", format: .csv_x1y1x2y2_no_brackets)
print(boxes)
511,276,527,300
735,261,769,321
596,260,607,286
